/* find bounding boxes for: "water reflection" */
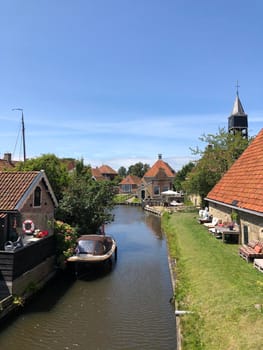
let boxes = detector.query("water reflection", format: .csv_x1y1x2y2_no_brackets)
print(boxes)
144,211,163,239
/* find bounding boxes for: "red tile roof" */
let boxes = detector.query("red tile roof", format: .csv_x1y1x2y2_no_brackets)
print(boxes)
207,128,263,213
120,174,141,185
0,171,40,210
0,159,16,170
99,165,117,175
91,167,105,181
144,159,175,178
0,171,58,211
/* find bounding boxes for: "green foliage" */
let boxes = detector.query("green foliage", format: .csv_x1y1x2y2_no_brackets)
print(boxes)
231,210,239,223
174,161,195,191
114,194,132,203
16,153,70,200
111,174,124,186
130,196,140,203
54,220,78,264
118,166,127,177
186,128,251,201
57,171,115,234
127,162,150,178
13,295,25,307
74,158,92,177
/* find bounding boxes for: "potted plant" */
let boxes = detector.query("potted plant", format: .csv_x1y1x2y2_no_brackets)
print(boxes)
231,210,239,224
228,222,234,230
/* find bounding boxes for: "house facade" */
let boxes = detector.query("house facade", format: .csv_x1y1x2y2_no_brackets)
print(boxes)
92,165,118,181
206,128,263,244
0,170,58,248
98,165,118,180
119,174,141,194
0,170,58,298
140,154,176,200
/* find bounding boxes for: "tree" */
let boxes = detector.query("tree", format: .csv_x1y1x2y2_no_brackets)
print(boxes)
173,162,195,191
128,162,150,178
185,128,251,202
57,170,115,234
118,166,127,177
16,153,70,200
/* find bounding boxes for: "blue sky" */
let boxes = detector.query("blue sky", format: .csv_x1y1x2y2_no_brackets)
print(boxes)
0,0,262,171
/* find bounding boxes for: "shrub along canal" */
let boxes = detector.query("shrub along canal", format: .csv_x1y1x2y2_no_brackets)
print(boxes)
0,205,176,350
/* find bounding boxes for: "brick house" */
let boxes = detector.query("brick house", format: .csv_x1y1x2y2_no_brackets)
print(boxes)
98,165,118,180
0,170,58,299
0,170,58,247
91,167,106,181
206,129,263,244
119,174,141,194
92,165,118,181
140,154,176,200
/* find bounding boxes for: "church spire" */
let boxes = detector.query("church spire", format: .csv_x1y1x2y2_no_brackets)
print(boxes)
228,83,248,139
231,94,246,116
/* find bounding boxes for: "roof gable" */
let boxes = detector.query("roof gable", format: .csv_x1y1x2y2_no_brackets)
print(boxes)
120,174,141,185
144,159,175,178
0,170,58,211
99,165,117,175
91,167,105,181
207,128,263,213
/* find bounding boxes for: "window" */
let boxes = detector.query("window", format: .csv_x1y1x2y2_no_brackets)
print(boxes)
122,184,131,193
34,186,41,207
154,186,160,195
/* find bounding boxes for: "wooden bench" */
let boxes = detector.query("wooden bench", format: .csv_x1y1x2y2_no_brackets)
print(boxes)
239,240,263,262
254,259,263,273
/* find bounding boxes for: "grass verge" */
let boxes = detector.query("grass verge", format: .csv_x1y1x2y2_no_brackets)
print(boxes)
162,211,263,350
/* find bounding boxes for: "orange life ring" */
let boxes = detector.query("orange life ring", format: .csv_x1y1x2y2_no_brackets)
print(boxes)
22,220,35,234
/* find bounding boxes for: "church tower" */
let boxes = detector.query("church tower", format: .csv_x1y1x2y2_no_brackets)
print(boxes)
228,86,248,139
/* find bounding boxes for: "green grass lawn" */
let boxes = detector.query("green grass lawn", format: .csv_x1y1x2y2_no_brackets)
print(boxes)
162,211,263,350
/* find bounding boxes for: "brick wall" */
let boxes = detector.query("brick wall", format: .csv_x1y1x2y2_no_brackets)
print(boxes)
18,179,55,235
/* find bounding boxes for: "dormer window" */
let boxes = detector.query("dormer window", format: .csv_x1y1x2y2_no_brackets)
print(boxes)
34,186,41,207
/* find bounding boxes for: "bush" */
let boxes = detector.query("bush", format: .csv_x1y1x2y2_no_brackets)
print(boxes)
54,220,78,267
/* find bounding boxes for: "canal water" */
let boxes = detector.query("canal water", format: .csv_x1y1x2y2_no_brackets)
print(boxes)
0,205,177,350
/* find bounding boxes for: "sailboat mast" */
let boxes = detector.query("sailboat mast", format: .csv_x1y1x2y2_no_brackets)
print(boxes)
21,111,26,162
12,108,26,162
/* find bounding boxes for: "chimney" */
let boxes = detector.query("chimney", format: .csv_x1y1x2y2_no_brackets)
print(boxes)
4,153,12,163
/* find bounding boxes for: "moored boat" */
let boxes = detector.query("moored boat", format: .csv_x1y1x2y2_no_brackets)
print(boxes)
67,234,117,264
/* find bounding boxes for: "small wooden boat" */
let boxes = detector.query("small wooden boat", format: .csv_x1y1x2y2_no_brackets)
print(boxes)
67,234,117,264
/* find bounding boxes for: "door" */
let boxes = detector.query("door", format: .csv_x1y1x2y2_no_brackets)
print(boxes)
243,225,249,244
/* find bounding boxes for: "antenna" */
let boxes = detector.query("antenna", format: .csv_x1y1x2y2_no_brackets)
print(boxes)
12,108,26,162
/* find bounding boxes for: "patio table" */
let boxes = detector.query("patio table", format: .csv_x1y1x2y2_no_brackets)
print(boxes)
214,226,240,244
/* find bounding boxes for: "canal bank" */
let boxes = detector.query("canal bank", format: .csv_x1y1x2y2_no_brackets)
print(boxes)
144,206,182,350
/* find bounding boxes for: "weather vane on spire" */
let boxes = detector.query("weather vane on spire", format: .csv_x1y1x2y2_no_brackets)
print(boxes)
235,80,240,96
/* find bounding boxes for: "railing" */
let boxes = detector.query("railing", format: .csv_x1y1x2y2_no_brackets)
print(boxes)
0,235,56,283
